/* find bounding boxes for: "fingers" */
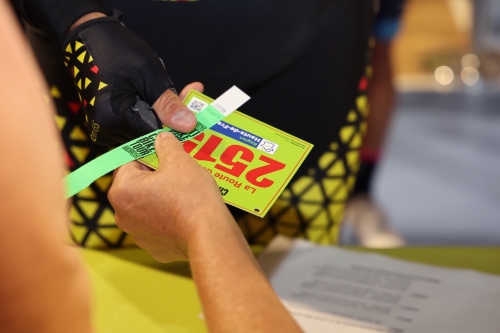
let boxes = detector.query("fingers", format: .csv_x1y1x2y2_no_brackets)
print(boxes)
179,82,204,101
113,160,144,179
109,161,144,205
154,131,186,169
152,89,196,133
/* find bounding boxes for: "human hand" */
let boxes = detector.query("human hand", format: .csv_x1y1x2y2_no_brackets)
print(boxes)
108,131,232,262
64,10,197,145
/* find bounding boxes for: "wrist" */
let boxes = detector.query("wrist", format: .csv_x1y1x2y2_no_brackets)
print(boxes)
187,208,248,260
69,12,106,33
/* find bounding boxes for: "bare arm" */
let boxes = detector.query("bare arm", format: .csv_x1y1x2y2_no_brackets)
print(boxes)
363,40,396,153
0,1,92,332
109,133,303,333
189,211,302,333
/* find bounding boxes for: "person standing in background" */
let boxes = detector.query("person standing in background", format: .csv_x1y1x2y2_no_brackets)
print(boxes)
344,0,407,248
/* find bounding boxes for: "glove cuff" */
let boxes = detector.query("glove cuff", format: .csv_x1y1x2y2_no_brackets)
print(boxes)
21,0,108,50
63,10,121,54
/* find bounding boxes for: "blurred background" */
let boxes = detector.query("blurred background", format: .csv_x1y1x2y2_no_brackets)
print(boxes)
342,0,500,246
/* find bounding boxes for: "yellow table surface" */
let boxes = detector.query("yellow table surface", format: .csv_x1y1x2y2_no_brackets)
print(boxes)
81,246,500,333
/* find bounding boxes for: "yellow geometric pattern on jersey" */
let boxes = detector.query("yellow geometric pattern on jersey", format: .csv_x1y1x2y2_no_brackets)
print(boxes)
64,39,108,125
53,80,368,249
235,94,368,253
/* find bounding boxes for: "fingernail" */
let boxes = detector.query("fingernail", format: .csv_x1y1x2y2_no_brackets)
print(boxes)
172,109,195,126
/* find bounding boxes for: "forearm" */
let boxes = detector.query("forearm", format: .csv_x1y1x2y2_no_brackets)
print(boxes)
188,211,302,333
363,0,406,151
363,40,395,151
1,231,92,333
0,1,92,331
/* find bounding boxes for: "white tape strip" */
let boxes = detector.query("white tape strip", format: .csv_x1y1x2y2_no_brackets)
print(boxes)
210,86,250,116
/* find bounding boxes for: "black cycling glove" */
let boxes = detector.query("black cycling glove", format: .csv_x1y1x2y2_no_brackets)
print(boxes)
62,11,174,145
13,0,176,145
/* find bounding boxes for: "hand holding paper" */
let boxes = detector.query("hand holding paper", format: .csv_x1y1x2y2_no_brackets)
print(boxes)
64,10,196,145
108,132,232,263
109,133,303,332
64,86,250,198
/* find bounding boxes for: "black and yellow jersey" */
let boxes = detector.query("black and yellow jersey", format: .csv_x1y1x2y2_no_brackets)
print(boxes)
24,0,375,250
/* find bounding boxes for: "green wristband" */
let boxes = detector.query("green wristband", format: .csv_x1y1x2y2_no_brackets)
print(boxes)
64,86,250,198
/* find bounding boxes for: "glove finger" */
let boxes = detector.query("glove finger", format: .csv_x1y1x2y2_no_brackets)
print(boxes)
111,78,161,130
89,95,160,145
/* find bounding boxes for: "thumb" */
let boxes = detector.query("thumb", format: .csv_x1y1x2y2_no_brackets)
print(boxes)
154,131,186,169
152,89,197,133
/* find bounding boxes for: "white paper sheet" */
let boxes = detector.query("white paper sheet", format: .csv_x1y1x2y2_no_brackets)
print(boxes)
258,236,500,333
